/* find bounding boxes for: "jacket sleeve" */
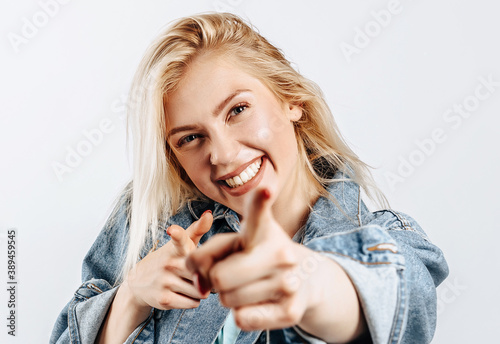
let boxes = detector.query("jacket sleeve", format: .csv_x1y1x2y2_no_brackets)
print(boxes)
296,210,449,344
49,188,155,344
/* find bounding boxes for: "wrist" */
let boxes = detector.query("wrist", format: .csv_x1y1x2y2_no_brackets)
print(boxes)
118,280,152,318
97,280,153,344
298,253,367,342
301,251,329,320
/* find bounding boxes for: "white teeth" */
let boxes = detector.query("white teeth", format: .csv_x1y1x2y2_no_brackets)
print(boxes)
224,159,262,188
240,171,249,183
246,167,256,178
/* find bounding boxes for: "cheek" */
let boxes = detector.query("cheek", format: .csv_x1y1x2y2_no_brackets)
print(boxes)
248,110,293,147
266,116,298,153
177,160,214,195
175,153,206,184
256,127,272,141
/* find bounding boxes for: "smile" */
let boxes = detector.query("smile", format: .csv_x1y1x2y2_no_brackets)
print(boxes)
225,158,262,188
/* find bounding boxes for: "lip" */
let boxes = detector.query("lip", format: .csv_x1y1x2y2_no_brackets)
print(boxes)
218,156,267,197
215,156,263,181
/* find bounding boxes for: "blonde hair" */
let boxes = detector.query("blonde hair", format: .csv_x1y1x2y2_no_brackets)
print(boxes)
114,12,385,283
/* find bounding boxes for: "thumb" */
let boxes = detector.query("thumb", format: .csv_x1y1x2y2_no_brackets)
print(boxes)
242,188,273,248
186,210,213,245
166,225,190,256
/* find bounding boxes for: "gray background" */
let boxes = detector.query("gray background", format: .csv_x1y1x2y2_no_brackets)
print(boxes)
1,0,498,342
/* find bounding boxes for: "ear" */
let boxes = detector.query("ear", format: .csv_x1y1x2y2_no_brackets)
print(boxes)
287,104,302,122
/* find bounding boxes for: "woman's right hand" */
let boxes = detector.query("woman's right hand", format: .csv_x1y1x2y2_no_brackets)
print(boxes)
122,210,213,312
96,211,213,344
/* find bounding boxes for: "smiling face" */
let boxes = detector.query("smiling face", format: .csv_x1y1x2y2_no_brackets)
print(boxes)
165,53,304,218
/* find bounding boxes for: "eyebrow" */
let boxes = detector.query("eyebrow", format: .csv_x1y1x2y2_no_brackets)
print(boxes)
166,124,200,140
166,89,251,139
212,89,251,116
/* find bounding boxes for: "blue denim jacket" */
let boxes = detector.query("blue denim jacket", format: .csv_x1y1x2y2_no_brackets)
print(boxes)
50,172,449,344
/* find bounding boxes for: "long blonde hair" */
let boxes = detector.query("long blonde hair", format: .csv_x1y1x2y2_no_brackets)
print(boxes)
113,12,384,282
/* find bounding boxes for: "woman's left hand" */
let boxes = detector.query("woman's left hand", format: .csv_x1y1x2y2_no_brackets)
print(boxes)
186,189,330,331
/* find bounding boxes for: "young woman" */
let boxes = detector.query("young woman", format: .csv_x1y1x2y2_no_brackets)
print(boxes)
50,13,449,344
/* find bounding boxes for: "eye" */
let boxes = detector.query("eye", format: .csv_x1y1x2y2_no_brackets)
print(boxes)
230,103,248,117
177,134,200,147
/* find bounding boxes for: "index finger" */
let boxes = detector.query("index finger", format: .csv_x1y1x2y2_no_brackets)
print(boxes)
186,233,241,276
186,232,241,293
241,188,273,248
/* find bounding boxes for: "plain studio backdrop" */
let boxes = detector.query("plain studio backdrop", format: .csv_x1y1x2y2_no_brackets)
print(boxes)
1,0,498,342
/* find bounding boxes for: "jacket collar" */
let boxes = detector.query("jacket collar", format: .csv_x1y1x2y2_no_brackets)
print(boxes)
171,169,370,241
301,172,371,243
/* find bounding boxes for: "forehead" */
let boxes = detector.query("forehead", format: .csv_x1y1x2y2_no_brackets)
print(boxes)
164,54,268,123
176,54,248,93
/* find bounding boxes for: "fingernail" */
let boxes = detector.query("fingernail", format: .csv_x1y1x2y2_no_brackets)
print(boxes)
262,189,271,199
202,210,212,217
166,226,172,236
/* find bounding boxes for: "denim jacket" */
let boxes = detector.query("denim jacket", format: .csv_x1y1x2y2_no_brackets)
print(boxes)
50,172,449,344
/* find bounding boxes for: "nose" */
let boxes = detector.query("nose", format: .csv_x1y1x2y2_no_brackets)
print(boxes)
209,133,240,166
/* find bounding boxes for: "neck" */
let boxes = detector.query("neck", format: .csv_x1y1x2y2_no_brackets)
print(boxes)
272,163,319,238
